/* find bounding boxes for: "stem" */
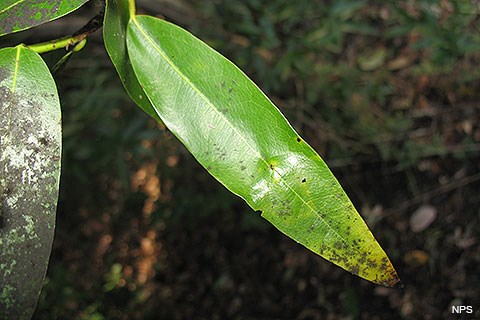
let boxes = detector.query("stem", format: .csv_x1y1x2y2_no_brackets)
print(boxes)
128,0,136,17
26,8,104,54
27,35,85,54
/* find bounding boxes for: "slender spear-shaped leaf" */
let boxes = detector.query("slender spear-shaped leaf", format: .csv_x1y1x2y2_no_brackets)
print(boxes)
0,46,62,319
126,16,399,286
103,0,160,121
0,0,89,36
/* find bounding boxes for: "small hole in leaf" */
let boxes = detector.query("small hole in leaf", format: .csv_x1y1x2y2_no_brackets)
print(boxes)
301,178,306,183
255,210,263,215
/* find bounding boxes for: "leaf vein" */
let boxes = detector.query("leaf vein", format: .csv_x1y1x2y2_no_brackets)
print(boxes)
11,45,21,93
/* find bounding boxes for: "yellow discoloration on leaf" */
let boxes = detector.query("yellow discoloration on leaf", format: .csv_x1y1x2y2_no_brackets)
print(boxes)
126,16,399,286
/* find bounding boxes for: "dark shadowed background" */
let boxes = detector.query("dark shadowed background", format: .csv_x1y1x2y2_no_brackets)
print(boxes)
5,0,479,319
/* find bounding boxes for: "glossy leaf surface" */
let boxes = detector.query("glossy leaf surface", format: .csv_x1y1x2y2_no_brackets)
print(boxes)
0,0,88,36
0,46,61,318
103,0,160,121
127,16,399,286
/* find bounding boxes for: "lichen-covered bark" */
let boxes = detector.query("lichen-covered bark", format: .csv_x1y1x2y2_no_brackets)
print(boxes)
0,46,61,320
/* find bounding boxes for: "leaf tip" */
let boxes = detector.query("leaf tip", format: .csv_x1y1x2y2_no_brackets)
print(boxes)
373,263,401,287
378,272,401,287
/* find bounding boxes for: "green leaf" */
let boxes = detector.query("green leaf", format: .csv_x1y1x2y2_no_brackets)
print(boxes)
0,0,88,36
103,0,160,121
0,45,61,318
126,16,400,286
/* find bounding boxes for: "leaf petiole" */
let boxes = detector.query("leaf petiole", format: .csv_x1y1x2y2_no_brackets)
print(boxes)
51,40,88,75
27,35,86,54
128,0,136,17
26,8,103,54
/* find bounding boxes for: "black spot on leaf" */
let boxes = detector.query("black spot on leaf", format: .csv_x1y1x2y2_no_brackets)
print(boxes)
296,137,302,142
348,265,360,276
367,258,378,268
3,186,13,196
39,137,48,146
301,178,306,183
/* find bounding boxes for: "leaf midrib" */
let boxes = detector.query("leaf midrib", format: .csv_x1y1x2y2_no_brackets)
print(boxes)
0,0,24,15
11,46,21,92
130,17,349,248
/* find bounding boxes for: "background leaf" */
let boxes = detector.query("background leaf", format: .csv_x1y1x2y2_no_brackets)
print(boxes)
126,16,399,286
103,0,160,121
0,45,62,319
0,0,89,36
